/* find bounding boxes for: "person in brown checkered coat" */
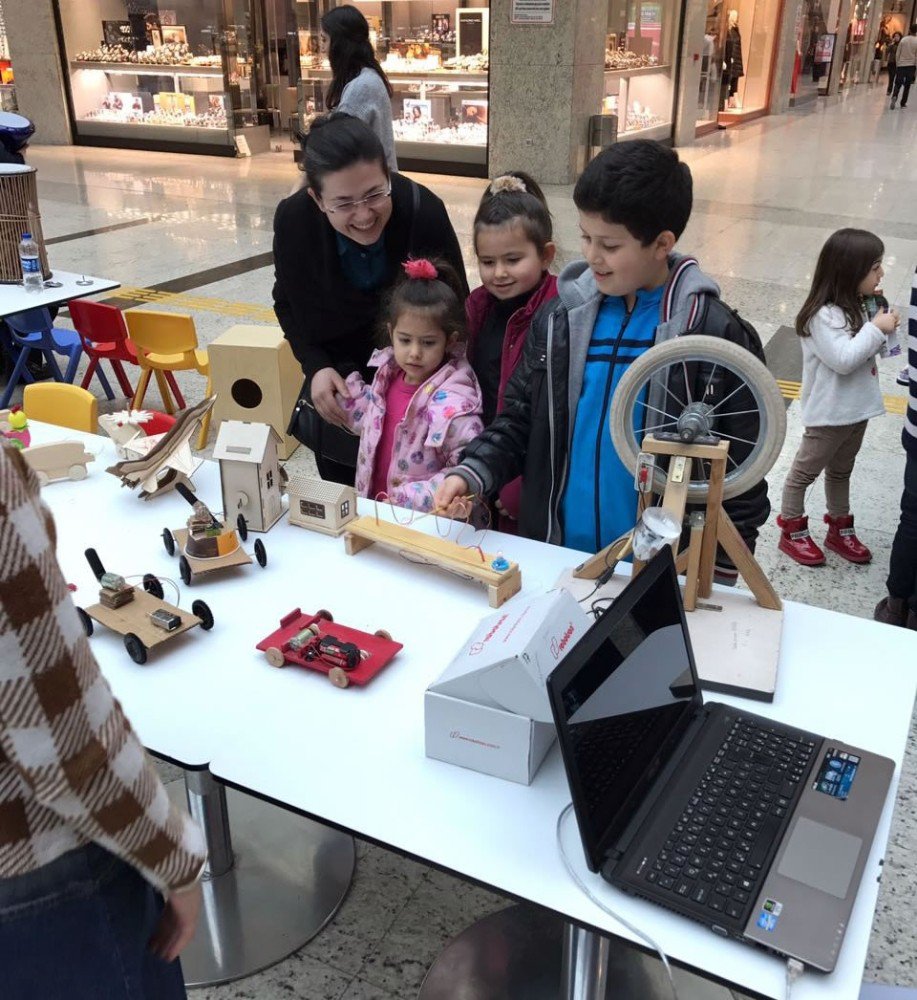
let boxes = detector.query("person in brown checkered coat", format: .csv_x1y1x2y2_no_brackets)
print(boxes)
0,442,206,998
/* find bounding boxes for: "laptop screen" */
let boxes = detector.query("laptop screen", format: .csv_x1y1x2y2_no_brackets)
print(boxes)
547,549,702,872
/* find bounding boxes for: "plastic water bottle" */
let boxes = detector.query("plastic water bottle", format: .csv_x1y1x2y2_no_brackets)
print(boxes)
19,232,43,291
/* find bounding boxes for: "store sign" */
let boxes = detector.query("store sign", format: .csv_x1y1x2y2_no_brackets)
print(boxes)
815,33,836,64
511,0,555,25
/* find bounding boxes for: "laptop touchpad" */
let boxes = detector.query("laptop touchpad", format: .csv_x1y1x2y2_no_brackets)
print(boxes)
776,817,862,899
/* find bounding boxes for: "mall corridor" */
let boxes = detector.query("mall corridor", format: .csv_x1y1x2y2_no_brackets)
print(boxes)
9,80,914,999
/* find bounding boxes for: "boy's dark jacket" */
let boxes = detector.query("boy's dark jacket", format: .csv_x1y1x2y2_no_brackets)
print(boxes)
458,255,771,550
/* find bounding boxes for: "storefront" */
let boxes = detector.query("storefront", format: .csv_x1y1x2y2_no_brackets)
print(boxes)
602,0,683,141
54,0,271,156
695,0,786,132
0,2,16,112
293,1,490,176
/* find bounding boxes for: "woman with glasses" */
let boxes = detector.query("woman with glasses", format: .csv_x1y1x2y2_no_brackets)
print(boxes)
321,4,398,172
273,113,468,485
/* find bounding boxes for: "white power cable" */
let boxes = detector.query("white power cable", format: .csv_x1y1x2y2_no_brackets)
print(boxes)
556,802,680,999
785,957,805,998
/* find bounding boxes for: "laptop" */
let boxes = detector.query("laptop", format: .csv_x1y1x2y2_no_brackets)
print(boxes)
546,548,894,972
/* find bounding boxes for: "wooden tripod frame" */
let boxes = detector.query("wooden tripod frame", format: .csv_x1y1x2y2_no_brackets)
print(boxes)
573,435,781,612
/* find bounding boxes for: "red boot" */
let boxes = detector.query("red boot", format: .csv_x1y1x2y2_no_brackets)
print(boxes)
823,513,871,564
777,514,826,566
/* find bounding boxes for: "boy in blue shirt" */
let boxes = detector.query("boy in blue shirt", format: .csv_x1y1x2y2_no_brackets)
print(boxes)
436,141,769,570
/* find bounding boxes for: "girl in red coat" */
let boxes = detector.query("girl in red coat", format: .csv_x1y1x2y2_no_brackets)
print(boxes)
466,172,557,531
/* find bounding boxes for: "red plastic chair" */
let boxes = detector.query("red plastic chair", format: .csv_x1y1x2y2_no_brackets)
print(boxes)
67,299,184,406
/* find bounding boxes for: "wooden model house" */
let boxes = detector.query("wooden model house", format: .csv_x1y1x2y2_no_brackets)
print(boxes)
287,475,357,536
214,420,284,532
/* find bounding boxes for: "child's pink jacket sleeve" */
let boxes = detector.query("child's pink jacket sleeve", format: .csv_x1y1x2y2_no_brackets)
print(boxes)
335,372,372,433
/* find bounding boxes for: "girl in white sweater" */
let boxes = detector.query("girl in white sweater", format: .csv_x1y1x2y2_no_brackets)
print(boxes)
778,229,899,566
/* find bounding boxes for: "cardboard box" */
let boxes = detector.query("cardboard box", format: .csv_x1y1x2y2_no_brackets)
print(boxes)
425,590,590,784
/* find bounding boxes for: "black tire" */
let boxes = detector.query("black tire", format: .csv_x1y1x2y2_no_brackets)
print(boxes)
179,555,192,586
254,538,267,568
142,574,164,600
162,528,175,557
192,599,214,630
77,607,93,637
124,632,147,664
236,514,248,541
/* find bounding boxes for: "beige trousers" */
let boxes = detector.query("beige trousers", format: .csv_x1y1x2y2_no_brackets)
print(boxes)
780,421,868,519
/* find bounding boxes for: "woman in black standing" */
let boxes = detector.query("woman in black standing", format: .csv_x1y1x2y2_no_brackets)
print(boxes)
273,113,468,485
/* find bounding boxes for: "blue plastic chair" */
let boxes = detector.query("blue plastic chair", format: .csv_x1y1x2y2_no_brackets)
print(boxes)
0,307,108,408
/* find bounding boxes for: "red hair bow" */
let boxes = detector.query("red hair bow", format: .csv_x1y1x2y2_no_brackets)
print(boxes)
403,258,438,280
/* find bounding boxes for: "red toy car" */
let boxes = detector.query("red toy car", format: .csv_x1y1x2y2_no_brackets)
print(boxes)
256,609,403,688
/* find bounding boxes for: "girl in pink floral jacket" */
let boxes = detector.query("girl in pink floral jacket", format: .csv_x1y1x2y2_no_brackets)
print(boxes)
336,258,484,511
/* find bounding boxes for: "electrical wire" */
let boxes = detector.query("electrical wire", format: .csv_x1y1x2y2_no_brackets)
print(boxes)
785,957,804,998
123,574,182,607
556,802,679,1000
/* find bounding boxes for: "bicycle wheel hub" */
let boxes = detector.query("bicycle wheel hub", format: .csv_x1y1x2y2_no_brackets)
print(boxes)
677,402,715,442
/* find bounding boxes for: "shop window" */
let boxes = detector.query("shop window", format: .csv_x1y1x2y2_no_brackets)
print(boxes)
602,0,681,141
292,1,490,175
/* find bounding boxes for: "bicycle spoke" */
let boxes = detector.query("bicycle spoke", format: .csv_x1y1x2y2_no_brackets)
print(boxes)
715,430,759,447
651,370,688,411
635,398,680,421
641,420,679,434
710,408,760,418
726,453,739,470
681,362,694,404
707,380,752,415
702,363,719,400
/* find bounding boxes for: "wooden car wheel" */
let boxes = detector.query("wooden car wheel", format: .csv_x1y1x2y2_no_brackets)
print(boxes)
76,607,93,637
236,514,248,541
265,646,285,668
254,538,267,568
162,528,175,556
142,574,164,600
328,667,350,689
178,555,192,586
69,464,88,481
36,471,49,487
124,632,148,665
191,600,214,631
316,609,333,622
374,629,392,641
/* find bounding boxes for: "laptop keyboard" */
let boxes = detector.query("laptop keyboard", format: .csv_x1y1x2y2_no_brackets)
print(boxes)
641,717,816,921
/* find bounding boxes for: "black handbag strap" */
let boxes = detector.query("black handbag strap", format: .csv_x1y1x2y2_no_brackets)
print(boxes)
407,178,421,248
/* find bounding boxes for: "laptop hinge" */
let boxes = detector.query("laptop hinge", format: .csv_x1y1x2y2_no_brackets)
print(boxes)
603,704,714,870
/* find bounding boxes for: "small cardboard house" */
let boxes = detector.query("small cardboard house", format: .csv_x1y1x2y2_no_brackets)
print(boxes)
287,475,357,536
214,420,284,532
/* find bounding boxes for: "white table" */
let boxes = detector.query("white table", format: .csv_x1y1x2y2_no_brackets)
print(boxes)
38,424,917,1000
0,269,119,318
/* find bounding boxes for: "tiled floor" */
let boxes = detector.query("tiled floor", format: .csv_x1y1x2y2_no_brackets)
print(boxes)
19,79,917,996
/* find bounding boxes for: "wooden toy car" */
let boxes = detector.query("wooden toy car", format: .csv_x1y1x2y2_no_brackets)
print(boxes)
161,483,267,585
76,548,214,664
24,440,94,485
256,609,403,689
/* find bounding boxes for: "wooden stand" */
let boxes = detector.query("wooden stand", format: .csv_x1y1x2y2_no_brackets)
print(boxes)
343,516,522,608
574,436,781,612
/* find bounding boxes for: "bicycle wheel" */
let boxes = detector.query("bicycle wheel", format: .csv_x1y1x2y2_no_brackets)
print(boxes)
609,335,786,502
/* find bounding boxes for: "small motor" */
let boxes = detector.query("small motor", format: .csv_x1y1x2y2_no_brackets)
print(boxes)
150,608,181,632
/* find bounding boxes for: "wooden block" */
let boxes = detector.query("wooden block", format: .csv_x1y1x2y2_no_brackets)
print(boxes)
208,325,302,460
642,435,730,461
344,516,521,601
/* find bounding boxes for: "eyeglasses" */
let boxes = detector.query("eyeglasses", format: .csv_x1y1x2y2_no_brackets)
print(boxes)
323,185,392,215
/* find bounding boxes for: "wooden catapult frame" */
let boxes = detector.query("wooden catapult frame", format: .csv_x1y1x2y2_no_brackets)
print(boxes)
343,515,522,608
573,435,781,612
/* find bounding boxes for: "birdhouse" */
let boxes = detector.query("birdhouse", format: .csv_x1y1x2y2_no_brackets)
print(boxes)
214,420,284,532
287,475,357,536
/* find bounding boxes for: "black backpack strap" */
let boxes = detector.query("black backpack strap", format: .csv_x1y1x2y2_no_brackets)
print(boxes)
662,256,704,332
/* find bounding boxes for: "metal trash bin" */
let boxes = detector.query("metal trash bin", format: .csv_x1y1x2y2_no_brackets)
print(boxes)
588,113,618,155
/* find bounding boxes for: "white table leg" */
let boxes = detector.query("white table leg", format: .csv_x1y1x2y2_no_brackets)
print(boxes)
168,772,355,987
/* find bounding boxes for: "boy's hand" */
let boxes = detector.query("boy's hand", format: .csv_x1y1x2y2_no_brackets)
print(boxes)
149,881,202,963
434,475,474,518
874,309,900,335
310,367,349,426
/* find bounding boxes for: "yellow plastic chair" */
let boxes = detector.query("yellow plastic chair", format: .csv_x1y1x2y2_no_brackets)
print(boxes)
124,310,212,449
23,382,98,433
